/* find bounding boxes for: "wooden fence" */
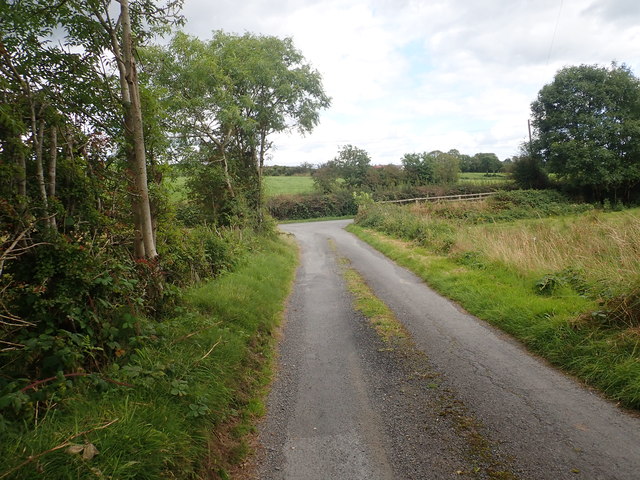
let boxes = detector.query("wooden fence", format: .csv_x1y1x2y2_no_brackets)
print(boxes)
378,191,498,205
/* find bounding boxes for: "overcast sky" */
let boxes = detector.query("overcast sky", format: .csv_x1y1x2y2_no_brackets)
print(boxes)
179,0,640,166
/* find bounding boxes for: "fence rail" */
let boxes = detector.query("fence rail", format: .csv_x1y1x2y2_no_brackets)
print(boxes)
379,191,498,205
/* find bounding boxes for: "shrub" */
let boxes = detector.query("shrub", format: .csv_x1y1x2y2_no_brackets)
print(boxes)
510,155,550,189
3,235,148,374
357,204,456,254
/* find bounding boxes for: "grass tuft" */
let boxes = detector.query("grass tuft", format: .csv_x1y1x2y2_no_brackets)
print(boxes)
339,257,407,343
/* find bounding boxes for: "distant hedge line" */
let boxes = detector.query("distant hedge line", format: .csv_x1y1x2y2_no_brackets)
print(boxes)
267,191,357,220
267,184,505,220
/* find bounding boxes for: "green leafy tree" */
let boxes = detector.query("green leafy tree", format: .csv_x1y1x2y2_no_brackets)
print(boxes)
0,0,185,396
531,63,640,201
365,164,404,190
401,152,433,185
449,149,473,173
473,152,502,174
54,0,183,257
333,145,371,189
428,150,460,183
143,31,330,222
402,150,459,184
511,156,549,189
509,144,549,189
312,160,341,193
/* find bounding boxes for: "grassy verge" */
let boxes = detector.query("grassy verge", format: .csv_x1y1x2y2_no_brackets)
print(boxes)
0,235,297,480
347,223,640,409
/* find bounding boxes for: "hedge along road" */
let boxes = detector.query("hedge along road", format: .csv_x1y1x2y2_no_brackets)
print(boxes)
255,219,640,480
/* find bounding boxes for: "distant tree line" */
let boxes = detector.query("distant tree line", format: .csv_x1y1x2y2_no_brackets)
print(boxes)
263,163,315,176
309,145,507,193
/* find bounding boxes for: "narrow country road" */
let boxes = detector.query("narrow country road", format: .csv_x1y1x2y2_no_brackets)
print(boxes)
255,220,640,480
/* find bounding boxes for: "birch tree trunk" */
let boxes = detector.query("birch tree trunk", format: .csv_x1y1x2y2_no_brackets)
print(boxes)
16,147,26,208
95,2,145,258
48,126,57,231
120,0,157,258
33,118,49,216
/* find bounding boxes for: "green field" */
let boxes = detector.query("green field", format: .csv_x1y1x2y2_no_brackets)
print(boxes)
170,173,505,201
166,175,188,202
164,175,316,202
264,175,315,196
458,172,510,185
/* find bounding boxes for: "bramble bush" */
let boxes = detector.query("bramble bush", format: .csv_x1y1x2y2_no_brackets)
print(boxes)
0,218,256,429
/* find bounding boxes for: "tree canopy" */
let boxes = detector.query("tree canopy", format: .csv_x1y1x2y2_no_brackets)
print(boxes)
401,150,460,185
531,63,640,201
142,31,330,222
333,144,372,188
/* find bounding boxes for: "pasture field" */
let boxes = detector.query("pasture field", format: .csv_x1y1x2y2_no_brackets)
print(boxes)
351,193,640,408
264,175,315,196
458,171,510,186
166,174,188,202
164,175,316,201
168,172,506,202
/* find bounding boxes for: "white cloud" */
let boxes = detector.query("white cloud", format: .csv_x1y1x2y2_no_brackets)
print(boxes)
179,0,640,165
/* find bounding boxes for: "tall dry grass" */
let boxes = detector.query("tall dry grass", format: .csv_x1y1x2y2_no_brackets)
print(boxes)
455,209,640,293
354,199,640,406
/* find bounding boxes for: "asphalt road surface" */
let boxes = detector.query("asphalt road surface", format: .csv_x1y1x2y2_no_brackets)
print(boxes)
255,220,640,480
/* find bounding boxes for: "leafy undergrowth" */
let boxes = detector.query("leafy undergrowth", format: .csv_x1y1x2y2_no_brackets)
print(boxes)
0,236,297,480
347,219,640,410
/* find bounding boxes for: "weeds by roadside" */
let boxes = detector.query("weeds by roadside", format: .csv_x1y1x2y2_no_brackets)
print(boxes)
0,236,297,479
339,257,407,344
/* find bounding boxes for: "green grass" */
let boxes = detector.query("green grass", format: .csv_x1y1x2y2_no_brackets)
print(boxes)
264,175,315,196
164,175,316,200
0,235,298,479
458,172,510,186
459,172,509,180
340,257,407,343
165,174,189,203
347,222,640,409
